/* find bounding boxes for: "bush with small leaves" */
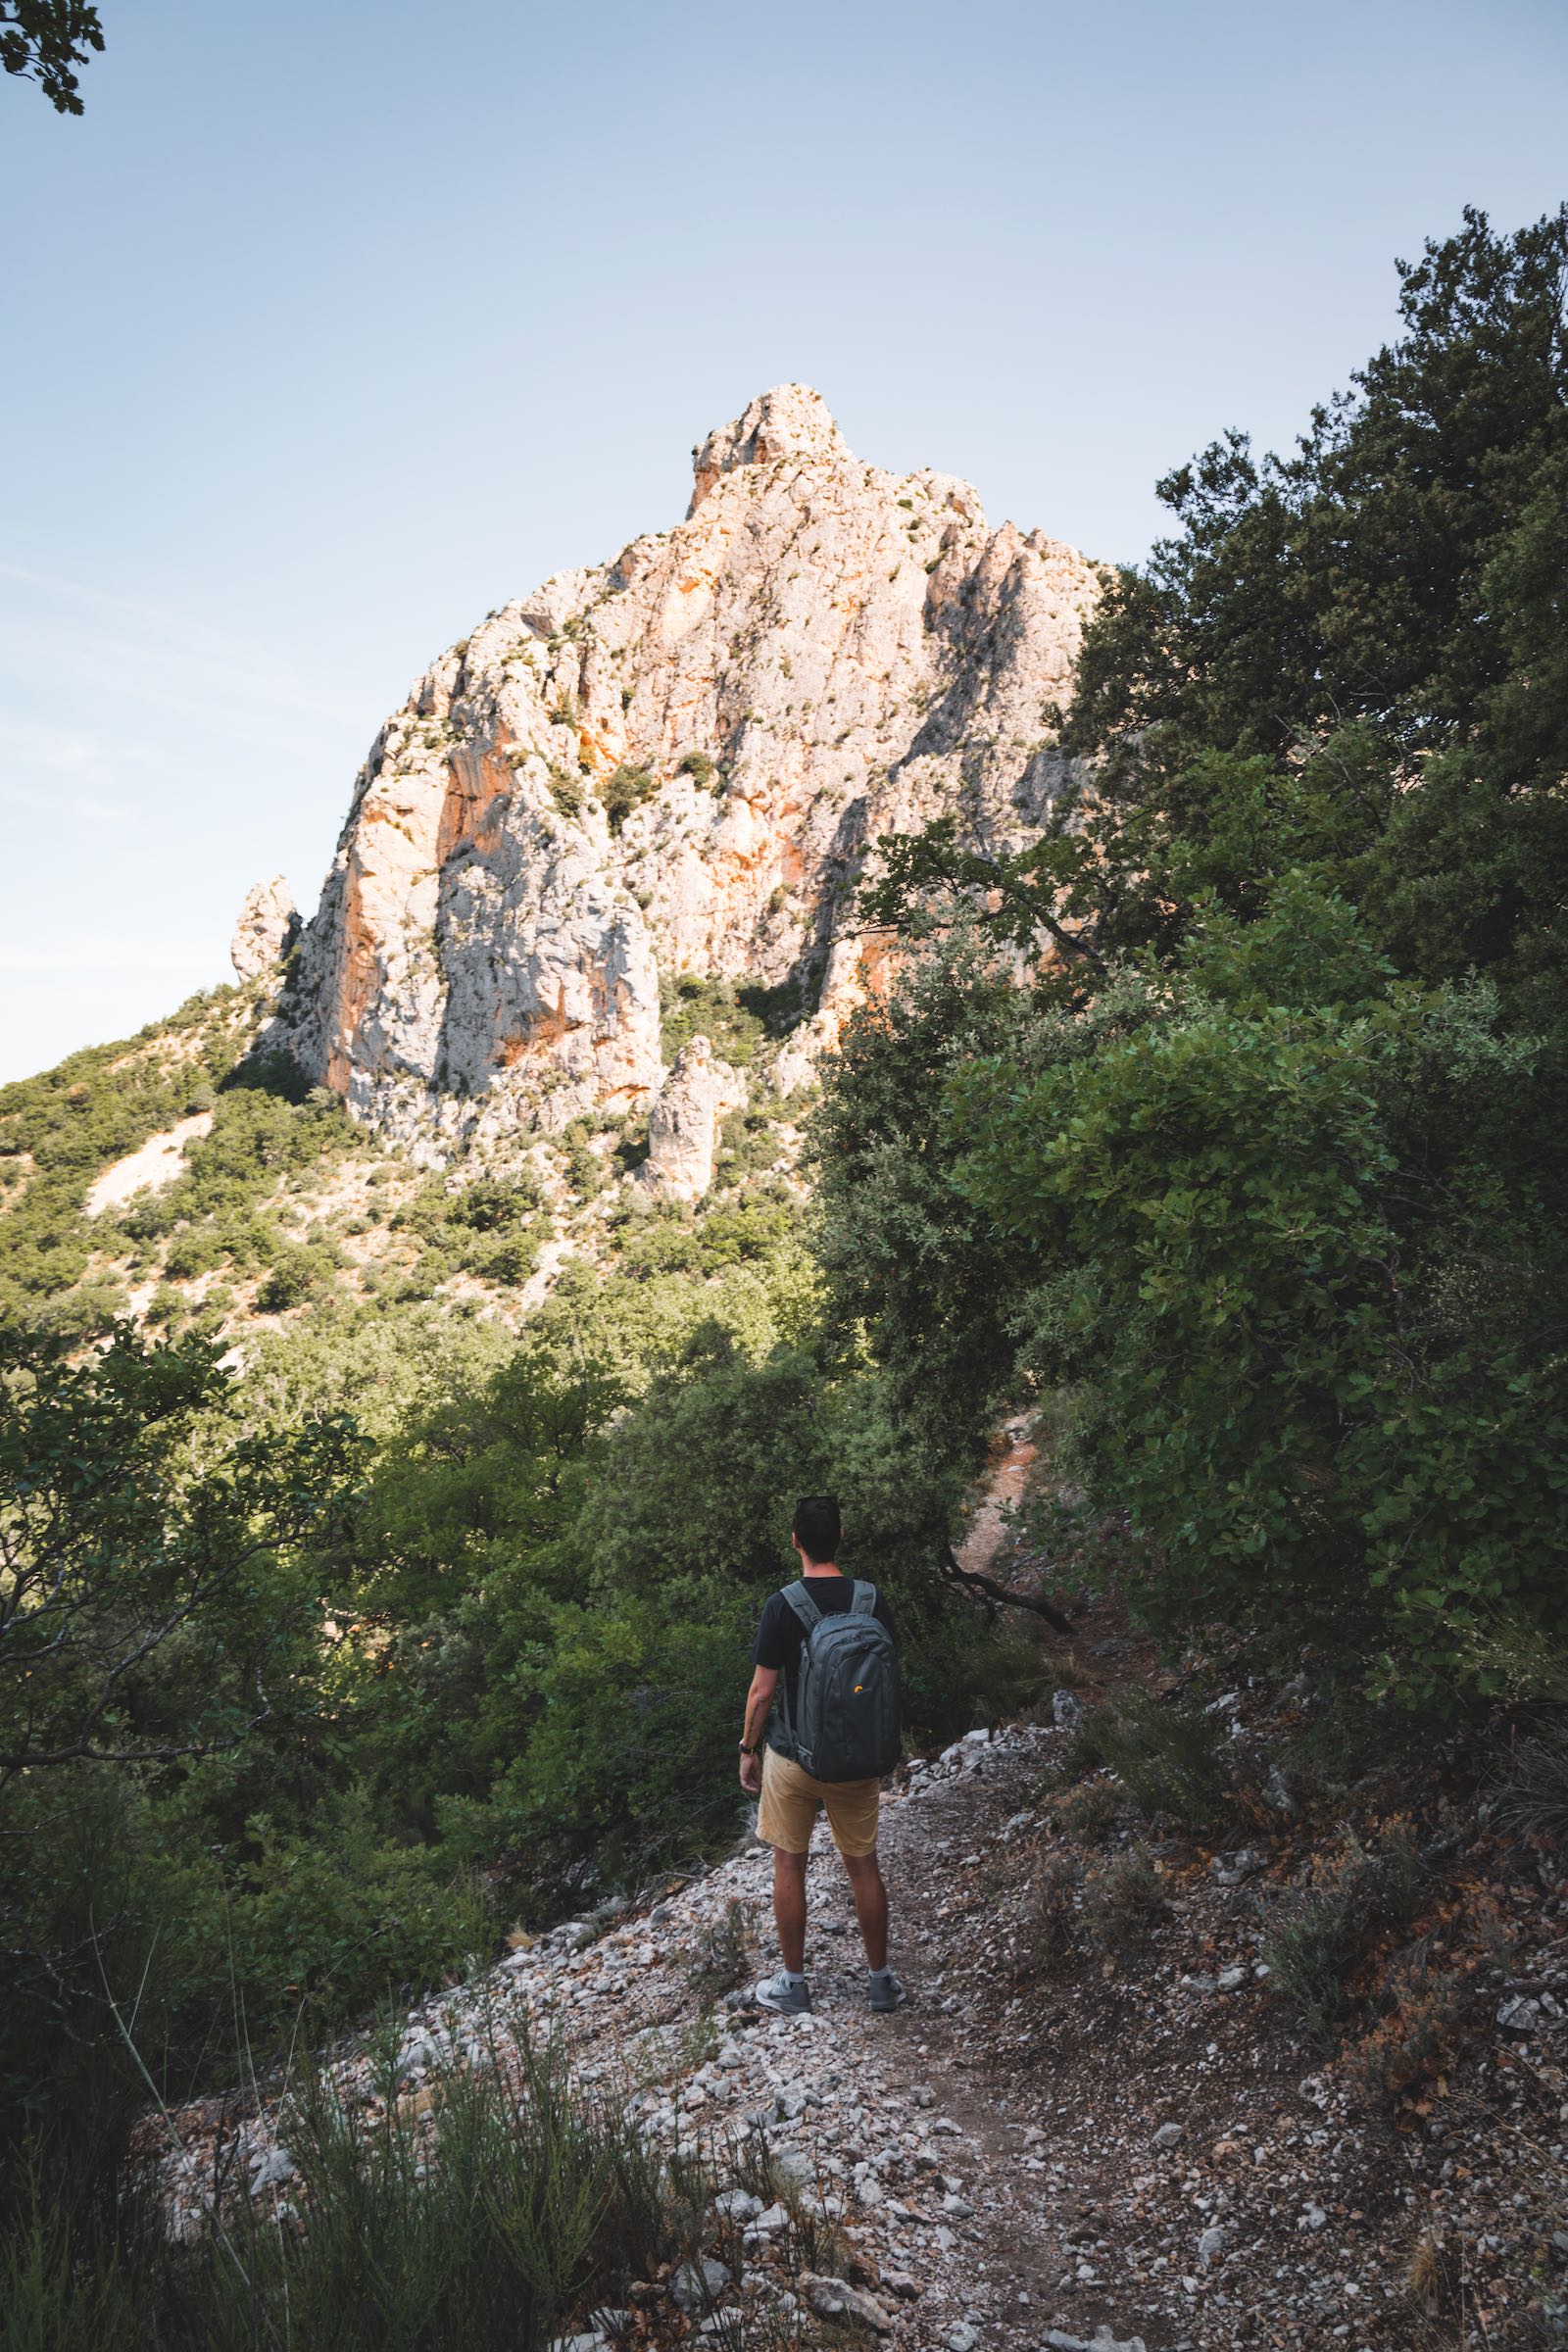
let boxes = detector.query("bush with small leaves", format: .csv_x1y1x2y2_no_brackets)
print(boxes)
1080,1842,1167,1951
1261,1824,1425,2036
686,1895,754,1997
1048,1777,1120,1845
1338,1965,1470,2111
602,762,658,831
547,765,585,820
256,1244,338,1313
1016,1853,1081,1973
1065,1690,1226,1827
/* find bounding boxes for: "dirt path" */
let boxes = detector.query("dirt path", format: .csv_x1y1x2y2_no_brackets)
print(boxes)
159,1423,1563,2348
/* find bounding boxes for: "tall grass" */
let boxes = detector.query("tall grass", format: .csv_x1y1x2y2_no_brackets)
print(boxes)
1,2025,780,2352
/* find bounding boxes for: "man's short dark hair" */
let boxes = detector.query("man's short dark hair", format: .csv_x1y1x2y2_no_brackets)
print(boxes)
792,1494,841,1564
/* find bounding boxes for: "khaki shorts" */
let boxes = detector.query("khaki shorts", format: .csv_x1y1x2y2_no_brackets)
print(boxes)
757,1745,881,1858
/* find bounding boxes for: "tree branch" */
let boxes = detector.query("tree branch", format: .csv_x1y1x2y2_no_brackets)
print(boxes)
942,1544,1077,1635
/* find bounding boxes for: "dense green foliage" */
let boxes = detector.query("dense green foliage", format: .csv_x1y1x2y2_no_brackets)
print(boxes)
0,1250,1017,2231
836,206,1568,1702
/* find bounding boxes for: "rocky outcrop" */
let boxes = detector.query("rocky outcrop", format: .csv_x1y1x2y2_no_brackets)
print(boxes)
634,1035,747,1201
231,878,299,980
274,386,1100,1152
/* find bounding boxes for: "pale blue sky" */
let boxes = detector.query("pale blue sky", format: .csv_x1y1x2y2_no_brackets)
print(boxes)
3,0,1565,1082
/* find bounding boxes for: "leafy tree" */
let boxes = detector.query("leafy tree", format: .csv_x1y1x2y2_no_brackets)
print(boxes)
0,1325,363,1774
1,1,103,114
602,761,658,831
809,921,1051,1451
836,207,1568,1701
951,883,1568,1697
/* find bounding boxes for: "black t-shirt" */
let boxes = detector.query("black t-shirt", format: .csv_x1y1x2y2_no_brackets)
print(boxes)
752,1578,898,1755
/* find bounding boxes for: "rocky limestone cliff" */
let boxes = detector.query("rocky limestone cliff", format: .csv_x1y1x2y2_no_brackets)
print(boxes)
634,1035,748,1202
272,385,1100,1156
231,877,299,980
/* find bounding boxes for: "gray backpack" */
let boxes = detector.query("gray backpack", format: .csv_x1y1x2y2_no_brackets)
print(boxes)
777,1580,901,1784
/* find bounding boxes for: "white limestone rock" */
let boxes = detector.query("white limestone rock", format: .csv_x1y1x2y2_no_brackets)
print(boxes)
230,876,299,979
635,1035,747,1201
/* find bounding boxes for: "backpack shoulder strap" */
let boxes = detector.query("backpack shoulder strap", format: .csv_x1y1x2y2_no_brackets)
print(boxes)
781,1580,823,1633
850,1580,878,1617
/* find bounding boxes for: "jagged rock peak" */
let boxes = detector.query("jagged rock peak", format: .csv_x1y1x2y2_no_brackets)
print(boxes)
270,388,1101,1158
688,383,851,514
231,877,299,980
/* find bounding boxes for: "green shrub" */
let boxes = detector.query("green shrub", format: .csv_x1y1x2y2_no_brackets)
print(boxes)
1080,1843,1167,1951
1260,1825,1424,2035
659,974,771,1068
163,1225,229,1281
1065,1690,1226,1827
677,749,718,788
2,2034,742,2352
1048,1777,1120,1844
558,1118,606,1199
546,765,585,820
256,1243,337,1312
1016,1853,1081,1972
714,1106,783,1183
602,762,658,831
25,1279,126,1343
462,1226,541,1288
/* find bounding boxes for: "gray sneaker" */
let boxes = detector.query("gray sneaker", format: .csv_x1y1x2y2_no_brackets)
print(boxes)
868,1969,908,2012
755,1970,812,2015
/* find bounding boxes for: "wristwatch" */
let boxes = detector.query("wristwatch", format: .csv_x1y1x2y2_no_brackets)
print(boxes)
738,1740,758,1755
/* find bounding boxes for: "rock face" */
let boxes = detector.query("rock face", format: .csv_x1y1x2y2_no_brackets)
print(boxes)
635,1036,747,1201
274,385,1100,1152
231,877,299,979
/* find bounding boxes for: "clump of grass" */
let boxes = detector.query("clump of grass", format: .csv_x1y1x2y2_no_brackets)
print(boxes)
1402,2230,1450,2311
731,2131,854,2280
1080,1844,1167,1952
1047,1777,1119,1845
1066,1690,1226,1827
1260,1824,1425,2036
1491,1717,1568,1849
687,1896,753,1998
3,2030,729,2352
1014,1853,1081,1975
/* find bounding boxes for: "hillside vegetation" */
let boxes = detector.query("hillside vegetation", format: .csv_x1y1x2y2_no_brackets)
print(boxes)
2,204,1565,2348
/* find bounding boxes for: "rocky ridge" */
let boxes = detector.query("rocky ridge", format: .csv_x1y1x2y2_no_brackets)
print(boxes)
261,384,1099,1159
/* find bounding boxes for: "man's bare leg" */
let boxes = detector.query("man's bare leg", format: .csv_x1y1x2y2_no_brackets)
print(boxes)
772,1846,808,1975
841,1847,889,1972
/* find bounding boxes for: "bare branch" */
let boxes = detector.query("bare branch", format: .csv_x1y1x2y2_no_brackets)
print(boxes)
942,1543,1077,1636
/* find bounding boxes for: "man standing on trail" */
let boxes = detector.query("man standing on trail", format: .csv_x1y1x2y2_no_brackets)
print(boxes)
738,1494,907,2015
